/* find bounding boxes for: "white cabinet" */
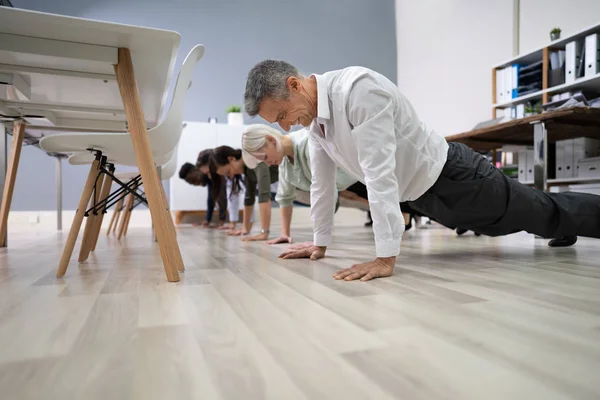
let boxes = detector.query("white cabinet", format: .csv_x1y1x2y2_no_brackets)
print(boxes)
169,122,245,211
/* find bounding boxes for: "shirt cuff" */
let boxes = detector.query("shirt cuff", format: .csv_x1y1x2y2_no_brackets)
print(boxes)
277,199,294,207
375,237,401,258
314,232,332,247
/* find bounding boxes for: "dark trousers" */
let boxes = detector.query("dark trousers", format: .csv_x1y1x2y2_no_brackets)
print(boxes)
345,182,422,217
408,142,600,239
206,181,227,223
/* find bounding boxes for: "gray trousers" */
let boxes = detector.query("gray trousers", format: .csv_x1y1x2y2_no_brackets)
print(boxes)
408,142,600,239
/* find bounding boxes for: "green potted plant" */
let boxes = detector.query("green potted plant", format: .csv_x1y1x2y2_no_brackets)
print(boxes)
524,104,535,117
226,105,243,125
550,27,561,41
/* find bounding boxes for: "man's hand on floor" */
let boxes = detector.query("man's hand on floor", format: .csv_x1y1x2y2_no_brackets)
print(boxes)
333,256,396,282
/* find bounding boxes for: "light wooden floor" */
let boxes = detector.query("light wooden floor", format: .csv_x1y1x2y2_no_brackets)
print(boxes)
1,217,600,400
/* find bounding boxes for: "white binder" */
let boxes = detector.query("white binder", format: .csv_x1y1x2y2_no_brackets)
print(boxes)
525,149,534,182
573,138,600,177
585,33,599,77
518,151,527,182
565,41,582,83
563,139,575,179
555,140,566,179
495,68,504,104
503,67,512,101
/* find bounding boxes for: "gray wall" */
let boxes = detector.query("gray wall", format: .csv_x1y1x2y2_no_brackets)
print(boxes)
10,0,397,210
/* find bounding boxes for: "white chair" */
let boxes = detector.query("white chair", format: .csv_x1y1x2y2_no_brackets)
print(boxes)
40,44,204,166
38,44,205,275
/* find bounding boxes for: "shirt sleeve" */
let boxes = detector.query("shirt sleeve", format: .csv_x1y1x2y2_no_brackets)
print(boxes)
347,75,403,257
275,167,297,207
308,133,337,247
244,169,257,207
226,178,239,222
255,162,272,204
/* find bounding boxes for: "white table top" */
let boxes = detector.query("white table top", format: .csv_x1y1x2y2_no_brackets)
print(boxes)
0,7,181,135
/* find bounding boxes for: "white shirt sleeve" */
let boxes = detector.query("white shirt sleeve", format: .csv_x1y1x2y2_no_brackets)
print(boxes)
308,133,337,247
347,75,403,257
226,178,239,223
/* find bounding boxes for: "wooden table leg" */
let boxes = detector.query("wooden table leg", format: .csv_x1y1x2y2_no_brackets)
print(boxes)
0,123,25,247
56,158,101,277
114,48,182,282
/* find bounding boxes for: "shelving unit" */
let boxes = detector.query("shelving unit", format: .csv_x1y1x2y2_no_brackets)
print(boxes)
547,176,600,185
492,20,600,118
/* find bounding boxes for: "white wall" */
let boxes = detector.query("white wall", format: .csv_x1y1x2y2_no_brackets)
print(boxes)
395,0,513,136
519,0,600,53
395,0,600,136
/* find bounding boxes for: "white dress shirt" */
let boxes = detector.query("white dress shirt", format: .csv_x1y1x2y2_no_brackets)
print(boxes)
276,129,358,207
308,66,449,257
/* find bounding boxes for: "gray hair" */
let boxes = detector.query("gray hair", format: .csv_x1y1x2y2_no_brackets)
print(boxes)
244,60,301,117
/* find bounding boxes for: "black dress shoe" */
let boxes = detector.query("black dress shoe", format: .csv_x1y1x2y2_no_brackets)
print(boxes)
456,227,468,236
365,211,373,227
548,236,578,247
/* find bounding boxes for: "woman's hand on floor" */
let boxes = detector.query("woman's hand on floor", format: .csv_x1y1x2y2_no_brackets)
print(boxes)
279,245,326,261
217,222,235,231
266,235,292,245
241,232,269,242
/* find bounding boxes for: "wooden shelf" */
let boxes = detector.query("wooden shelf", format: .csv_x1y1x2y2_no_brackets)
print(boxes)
493,90,544,108
545,72,600,95
547,177,600,185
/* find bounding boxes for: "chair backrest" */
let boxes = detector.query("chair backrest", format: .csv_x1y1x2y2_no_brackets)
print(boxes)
149,44,205,160
159,140,179,180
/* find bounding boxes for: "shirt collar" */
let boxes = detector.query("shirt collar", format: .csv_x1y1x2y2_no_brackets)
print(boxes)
312,74,330,121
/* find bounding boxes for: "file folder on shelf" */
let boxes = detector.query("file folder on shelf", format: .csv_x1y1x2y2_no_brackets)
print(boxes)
503,67,512,102
495,68,504,104
565,40,582,83
585,33,599,77
511,64,520,99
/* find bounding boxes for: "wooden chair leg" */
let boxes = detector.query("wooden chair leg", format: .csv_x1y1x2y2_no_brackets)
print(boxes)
78,170,106,262
117,192,133,240
56,158,101,277
0,123,25,247
123,183,136,238
90,167,114,252
114,48,182,282
106,197,123,236
112,198,125,235
123,205,132,236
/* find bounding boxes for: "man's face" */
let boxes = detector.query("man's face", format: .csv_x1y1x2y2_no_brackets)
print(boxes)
258,77,315,131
